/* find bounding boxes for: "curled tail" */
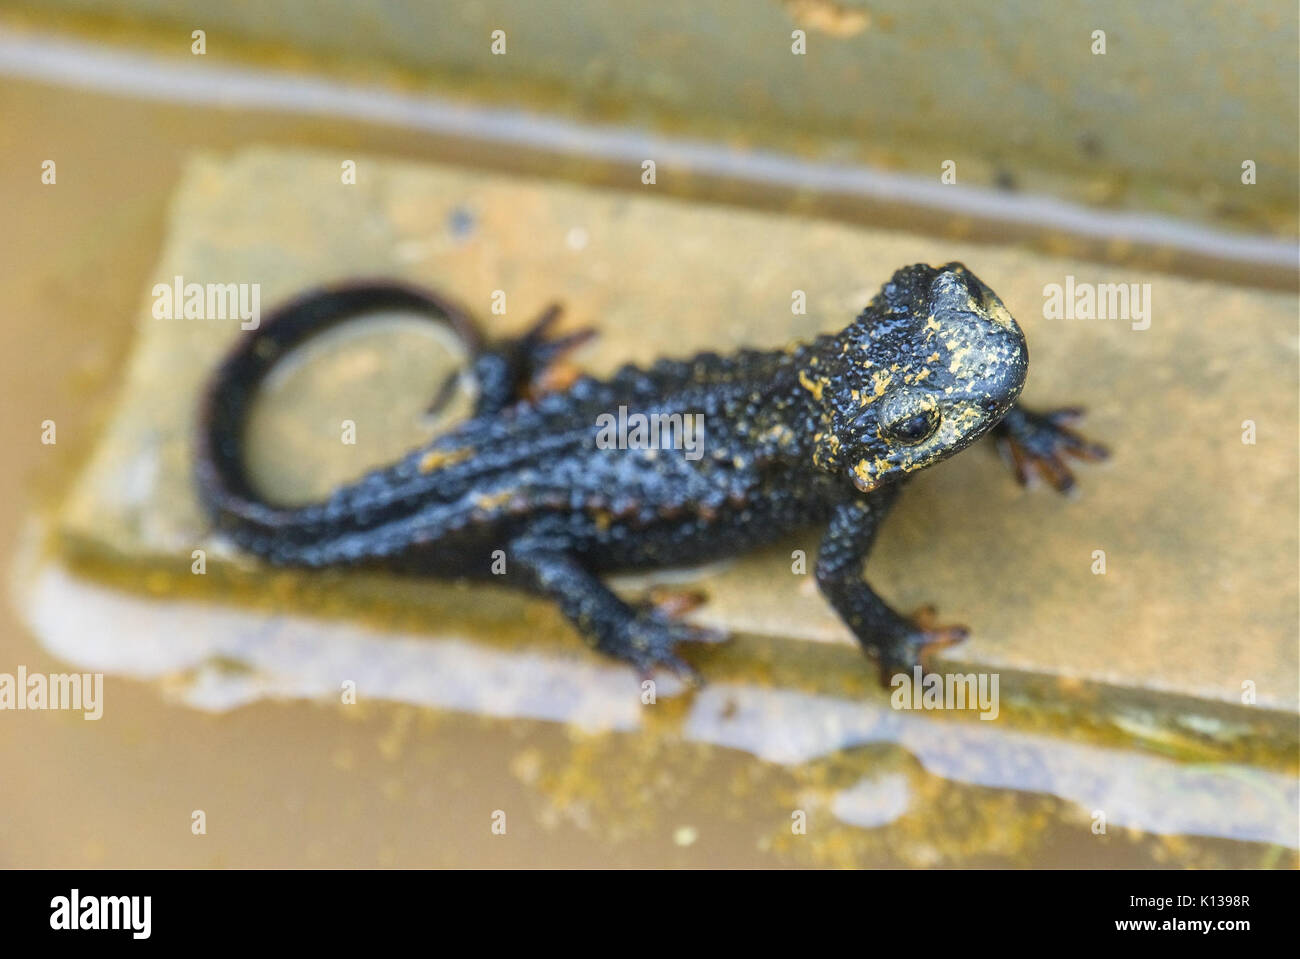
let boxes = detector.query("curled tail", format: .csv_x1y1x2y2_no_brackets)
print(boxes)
194,281,483,562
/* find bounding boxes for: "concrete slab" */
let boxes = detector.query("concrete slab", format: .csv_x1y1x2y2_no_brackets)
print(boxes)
56,148,1298,746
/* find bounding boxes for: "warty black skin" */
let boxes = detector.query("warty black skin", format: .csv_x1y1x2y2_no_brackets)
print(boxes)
196,263,1106,682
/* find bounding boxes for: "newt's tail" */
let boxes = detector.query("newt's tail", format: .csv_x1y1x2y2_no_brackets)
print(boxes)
194,281,483,562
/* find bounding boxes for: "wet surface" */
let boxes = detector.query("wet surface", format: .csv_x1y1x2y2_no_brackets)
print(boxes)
1,80,1295,869
8,0,1298,243
16,559,1298,853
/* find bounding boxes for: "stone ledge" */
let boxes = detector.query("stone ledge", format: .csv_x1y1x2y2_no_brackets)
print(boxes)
54,147,1299,745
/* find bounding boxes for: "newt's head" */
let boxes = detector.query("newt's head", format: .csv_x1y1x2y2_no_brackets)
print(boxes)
805,263,1027,492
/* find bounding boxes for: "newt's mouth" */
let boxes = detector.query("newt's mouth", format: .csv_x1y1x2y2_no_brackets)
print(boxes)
850,460,883,493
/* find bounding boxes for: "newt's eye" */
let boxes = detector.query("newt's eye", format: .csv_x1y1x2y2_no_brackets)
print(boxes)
884,409,939,445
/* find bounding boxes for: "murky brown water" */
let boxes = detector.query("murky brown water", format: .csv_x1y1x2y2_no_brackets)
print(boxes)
1,76,1294,868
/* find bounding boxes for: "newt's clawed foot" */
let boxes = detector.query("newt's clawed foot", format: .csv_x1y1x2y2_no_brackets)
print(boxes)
641,586,710,619
619,592,727,685
516,303,598,398
429,303,598,417
875,605,969,686
993,405,1108,494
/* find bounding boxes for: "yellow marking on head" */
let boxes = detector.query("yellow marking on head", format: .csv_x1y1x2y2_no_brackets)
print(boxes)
798,369,826,400
979,292,1016,330
870,370,892,397
948,346,972,374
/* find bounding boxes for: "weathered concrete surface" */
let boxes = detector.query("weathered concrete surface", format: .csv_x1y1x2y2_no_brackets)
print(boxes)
9,0,1297,238
57,149,1298,731
15,561,1298,852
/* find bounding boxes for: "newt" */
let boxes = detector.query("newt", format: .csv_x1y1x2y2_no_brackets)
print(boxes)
196,263,1106,683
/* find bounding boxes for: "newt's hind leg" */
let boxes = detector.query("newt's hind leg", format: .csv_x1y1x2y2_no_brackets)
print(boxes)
511,534,724,683
428,303,596,418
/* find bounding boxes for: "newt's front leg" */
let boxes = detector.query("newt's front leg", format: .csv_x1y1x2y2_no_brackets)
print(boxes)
992,403,1108,493
815,487,968,685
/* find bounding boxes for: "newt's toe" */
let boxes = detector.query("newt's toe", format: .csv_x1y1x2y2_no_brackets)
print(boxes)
876,607,969,685
519,305,597,399
995,405,1107,494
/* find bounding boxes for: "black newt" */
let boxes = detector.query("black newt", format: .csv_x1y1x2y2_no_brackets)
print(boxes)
196,263,1106,683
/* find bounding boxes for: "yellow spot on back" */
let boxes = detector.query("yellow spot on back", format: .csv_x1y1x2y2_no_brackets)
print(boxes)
419,447,473,473
472,489,514,511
